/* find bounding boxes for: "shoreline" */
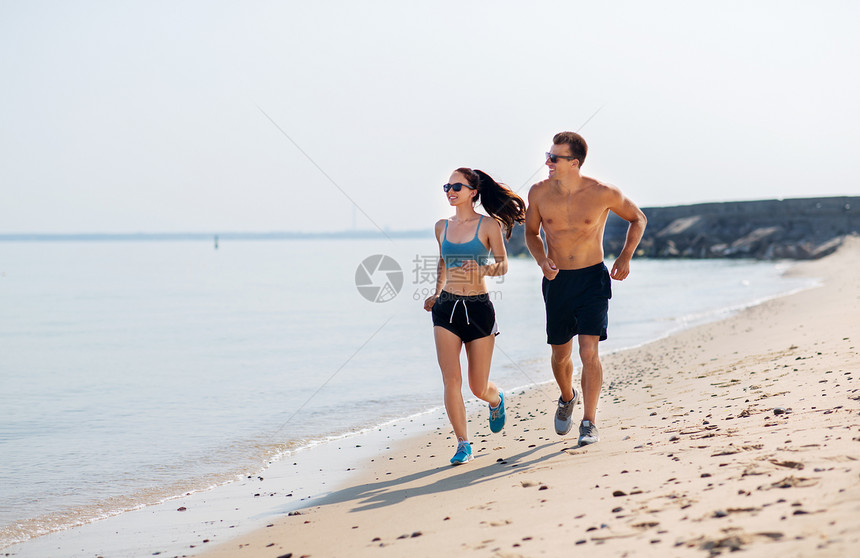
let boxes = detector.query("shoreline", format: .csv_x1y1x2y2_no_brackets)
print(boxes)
199,237,860,557
0,408,451,550
1,408,456,557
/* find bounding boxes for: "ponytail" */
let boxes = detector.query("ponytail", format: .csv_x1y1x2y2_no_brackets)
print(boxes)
456,168,526,240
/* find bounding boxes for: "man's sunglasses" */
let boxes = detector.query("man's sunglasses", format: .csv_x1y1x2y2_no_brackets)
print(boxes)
443,182,476,192
545,152,578,164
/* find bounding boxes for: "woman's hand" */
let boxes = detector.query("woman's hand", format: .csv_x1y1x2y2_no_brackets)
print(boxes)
448,259,481,281
459,259,480,275
424,294,438,311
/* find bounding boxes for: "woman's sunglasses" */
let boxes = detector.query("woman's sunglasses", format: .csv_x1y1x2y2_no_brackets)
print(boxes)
443,182,476,192
545,152,578,164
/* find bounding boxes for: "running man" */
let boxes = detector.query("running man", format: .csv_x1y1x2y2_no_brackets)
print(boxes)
525,131,647,446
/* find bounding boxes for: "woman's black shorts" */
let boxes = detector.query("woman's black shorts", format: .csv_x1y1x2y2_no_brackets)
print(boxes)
431,291,499,343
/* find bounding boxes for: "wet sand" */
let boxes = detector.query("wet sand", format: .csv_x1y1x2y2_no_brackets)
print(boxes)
200,237,860,558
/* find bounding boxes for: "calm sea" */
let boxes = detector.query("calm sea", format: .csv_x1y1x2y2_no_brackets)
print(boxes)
0,237,816,547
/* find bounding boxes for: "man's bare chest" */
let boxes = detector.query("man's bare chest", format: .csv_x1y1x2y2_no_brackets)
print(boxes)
541,196,607,231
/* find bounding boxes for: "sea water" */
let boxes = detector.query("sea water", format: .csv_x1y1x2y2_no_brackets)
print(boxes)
0,237,817,547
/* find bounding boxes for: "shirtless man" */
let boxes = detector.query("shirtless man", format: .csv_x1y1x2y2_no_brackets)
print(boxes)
525,131,646,446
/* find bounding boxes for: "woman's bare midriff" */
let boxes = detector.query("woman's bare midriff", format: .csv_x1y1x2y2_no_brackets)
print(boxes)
443,274,488,297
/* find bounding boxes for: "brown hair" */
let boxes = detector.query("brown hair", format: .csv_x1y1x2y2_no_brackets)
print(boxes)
553,131,588,167
455,168,526,240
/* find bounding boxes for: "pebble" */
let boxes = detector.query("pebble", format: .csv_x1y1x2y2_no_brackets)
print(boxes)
774,407,787,415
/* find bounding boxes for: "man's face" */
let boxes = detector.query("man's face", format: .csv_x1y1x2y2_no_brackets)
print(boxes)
546,144,578,179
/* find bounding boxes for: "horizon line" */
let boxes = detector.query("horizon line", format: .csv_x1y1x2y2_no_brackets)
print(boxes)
0,229,431,241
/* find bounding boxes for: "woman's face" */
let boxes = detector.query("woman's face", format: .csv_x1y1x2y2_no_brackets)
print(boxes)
444,171,476,206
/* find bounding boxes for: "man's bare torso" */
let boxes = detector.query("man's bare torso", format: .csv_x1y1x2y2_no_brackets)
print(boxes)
530,177,612,270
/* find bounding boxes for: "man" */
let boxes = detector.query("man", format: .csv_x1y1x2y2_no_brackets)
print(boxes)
525,131,646,446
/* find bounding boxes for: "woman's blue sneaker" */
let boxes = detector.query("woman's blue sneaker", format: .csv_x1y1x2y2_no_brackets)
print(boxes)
450,440,473,465
489,391,506,433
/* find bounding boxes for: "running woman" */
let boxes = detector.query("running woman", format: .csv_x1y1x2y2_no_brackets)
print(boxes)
424,167,526,464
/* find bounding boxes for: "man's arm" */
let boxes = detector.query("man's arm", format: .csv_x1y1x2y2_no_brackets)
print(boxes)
607,188,647,281
525,186,558,280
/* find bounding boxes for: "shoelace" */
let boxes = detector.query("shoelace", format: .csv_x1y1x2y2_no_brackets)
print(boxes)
490,400,501,420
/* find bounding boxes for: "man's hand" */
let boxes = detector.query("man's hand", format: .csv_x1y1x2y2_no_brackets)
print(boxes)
610,256,631,281
541,258,559,280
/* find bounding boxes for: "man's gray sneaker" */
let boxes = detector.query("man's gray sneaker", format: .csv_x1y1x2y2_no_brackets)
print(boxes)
554,388,580,435
578,420,599,446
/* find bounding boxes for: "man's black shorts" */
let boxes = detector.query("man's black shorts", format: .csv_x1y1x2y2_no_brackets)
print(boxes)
542,262,612,345
431,291,499,343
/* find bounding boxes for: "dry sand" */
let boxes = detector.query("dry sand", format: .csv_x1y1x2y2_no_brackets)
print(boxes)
202,237,860,558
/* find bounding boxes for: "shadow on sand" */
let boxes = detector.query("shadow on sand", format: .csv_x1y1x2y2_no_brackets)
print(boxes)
274,439,583,516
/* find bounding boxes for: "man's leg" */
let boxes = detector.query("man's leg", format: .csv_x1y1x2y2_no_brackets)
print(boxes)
578,334,602,423
551,340,581,435
550,340,575,402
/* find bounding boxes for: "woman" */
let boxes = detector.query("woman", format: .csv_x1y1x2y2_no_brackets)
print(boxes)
423,167,526,464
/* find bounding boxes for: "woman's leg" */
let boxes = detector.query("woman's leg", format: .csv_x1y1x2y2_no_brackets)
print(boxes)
464,335,500,406
434,326,467,441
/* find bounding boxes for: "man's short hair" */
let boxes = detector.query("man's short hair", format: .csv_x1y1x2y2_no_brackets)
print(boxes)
553,131,587,167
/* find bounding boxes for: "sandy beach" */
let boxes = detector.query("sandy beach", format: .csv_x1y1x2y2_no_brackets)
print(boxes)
200,236,860,558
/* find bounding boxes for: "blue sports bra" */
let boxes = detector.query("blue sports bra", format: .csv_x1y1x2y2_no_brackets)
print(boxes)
441,215,492,268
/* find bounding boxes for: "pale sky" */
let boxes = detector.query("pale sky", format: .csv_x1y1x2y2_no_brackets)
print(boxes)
1,1,858,234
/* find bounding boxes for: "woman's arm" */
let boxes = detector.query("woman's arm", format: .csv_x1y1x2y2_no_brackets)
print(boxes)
424,220,447,311
480,218,508,277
